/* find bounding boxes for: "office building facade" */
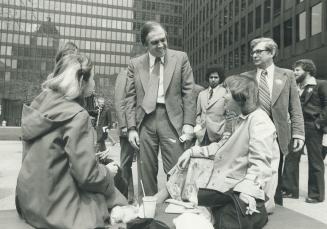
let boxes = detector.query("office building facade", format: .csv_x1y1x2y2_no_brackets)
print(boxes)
183,0,327,85
0,0,183,125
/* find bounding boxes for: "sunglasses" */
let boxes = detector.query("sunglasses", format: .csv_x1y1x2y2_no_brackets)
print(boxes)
149,38,167,46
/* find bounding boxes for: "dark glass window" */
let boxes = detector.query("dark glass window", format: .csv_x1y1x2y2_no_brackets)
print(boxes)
248,12,254,34
241,44,246,65
234,0,239,16
284,18,292,47
264,0,271,23
234,21,239,41
255,6,261,29
273,25,281,48
241,17,245,37
274,0,281,16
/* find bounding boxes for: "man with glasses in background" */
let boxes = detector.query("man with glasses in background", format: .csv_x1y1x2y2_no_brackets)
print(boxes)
242,37,304,212
125,21,196,197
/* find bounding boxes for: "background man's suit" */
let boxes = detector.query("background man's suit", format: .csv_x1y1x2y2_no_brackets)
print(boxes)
125,49,196,195
243,67,305,206
114,69,135,203
284,79,327,201
195,85,226,145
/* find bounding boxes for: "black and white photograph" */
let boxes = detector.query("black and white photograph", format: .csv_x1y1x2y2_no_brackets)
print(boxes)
0,0,327,228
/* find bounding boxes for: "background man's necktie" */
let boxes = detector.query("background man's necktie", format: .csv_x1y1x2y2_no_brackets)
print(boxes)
142,57,161,114
259,70,271,116
208,88,213,100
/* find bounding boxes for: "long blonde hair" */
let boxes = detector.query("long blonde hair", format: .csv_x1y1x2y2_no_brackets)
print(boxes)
42,53,93,100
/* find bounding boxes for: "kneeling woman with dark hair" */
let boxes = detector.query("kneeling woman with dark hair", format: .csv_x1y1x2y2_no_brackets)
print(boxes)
16,53,127,229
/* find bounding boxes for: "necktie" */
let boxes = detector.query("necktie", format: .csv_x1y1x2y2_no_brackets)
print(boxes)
208,88,213,100
142,57,161,114
259,70,271,116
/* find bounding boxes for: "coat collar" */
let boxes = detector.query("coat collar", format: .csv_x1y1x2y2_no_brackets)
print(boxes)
303,85,315,104
206,85,226,109
243,67,287,105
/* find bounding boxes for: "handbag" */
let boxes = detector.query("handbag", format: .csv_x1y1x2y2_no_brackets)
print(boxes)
166,157,214,205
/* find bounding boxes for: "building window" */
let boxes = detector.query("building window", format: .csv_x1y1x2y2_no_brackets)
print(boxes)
229,27,233,45
255,6,261,29
229,51,233,70
234,48,239,68
241,0,246,12
234,0,239,16
241,17,245,37
264,0,271,23
5,72,10,82
273,25,281,48
248,11,253,34
311,3,322,36
284,18,292,47
274,0,281,16
284,0,293,9
296,12,306,41
241,44,246,65
234,22,239,42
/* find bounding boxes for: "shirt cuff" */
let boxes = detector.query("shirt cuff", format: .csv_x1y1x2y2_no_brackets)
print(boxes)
292,135,305,141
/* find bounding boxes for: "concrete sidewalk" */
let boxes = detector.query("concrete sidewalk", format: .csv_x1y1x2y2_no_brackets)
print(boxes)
1,140,327,225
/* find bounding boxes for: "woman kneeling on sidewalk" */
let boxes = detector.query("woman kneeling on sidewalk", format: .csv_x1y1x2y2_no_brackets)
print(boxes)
16,52,127,229
157,74,279,229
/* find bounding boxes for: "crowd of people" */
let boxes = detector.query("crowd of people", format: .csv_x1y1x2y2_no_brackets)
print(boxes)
14,20,327,229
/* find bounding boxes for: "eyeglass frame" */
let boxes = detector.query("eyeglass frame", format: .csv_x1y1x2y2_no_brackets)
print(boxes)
250,49,270,56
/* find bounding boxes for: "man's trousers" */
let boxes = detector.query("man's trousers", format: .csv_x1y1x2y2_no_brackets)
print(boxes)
138,104,184,197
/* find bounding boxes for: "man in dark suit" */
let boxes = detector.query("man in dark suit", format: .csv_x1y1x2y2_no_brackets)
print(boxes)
242,37,305,209
114,69,136,203
125,21,196,196
283,59,327,203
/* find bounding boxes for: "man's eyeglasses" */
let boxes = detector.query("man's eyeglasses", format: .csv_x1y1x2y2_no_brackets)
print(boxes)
149,38,167,46
250,49,269,56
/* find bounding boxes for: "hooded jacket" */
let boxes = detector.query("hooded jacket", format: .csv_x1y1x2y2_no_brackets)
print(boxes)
16,90,116,229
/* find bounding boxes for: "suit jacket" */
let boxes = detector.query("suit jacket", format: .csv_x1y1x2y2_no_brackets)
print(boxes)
300,79,327,134
114,69,128,136
192,109,277,200
243,67,305,156
195,85,226,143
125,49,196,135
95,107,112,142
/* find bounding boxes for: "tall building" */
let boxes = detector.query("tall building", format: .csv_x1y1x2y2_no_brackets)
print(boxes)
0,0,183,126
183,0,327,85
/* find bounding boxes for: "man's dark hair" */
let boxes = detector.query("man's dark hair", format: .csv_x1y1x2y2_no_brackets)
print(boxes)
140,21,166,46
292,59,317,77
206,65,225,84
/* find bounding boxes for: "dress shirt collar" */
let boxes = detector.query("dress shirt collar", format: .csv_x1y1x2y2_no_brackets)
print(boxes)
257,63,275,77
209,84,221,92
149,53,164,68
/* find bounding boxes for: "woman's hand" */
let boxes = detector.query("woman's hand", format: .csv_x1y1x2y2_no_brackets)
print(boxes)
177,149,192,169
239,192,259,215
96,149,110,161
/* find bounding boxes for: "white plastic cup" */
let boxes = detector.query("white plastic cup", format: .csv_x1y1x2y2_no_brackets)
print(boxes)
142,196,157,218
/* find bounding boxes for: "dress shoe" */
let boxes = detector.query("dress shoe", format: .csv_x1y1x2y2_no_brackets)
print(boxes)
282,192,299,199
305,197,322,203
